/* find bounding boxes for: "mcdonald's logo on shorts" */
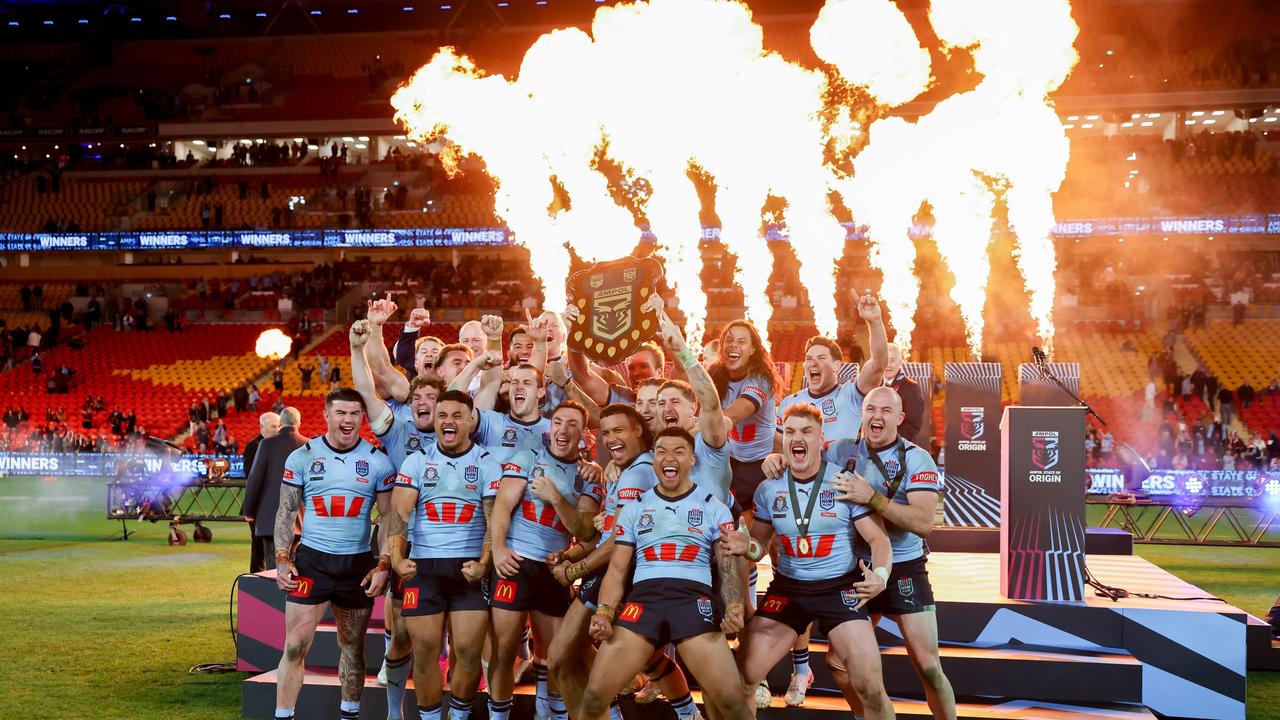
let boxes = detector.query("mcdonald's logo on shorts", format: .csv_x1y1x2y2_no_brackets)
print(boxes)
760,595,788,613
290,576,314,598
402,587,419,610
618,602,644,622
493,579,518,603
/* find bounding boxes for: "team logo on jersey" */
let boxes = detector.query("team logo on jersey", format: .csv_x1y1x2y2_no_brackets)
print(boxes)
840,589,859,608
772,494,787,513
638,512,654,529
503,427,518,445
821,398,836,416
532,465,546,479
408,435,422,450
310,459,325,476
355,459,369,477
424,465,439,481
687,508,703,527
696,596,712,619
1031,431,1060,470
882,456,900,478
465,465,479,484
960,406,985,440
897,578,915,598
820,488,836,511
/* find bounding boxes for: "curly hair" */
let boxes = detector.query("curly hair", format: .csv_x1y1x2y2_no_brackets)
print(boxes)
708,320,779,402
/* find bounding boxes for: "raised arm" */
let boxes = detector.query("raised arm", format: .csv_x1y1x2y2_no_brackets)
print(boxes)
365,295,410,402
546,359,601,427
658,308,727,447
562,303,613,407
392,307,431,377
854,294,888,397
526,310,549,373
453,351,503,409
349,320,393,433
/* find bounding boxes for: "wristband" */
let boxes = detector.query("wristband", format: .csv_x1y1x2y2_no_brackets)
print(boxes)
567,560,589,583
596,604,616,621
674,347,698,369
274,549,291,564
377,554,391,572
745,539,765,562
867,493,889,513
872,567,891,583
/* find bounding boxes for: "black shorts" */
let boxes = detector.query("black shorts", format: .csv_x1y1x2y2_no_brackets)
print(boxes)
755,570,870,636
488,557,573,617
730,458,766,510
400,557,488,616
288,544,376,609
614,579,721,646
865,556,935,616
576,568,632,611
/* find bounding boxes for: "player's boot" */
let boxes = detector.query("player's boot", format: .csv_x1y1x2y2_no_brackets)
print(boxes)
784,671,813,707
754,680,773,709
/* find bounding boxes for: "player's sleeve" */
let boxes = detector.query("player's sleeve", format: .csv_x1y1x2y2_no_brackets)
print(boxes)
615,463,651,508
903,449,943,493
775,395,791,431
710,498,734,541
475,409,500,445
752,481,772,525
501,448,534,481
734,377,769,411
395,454,422,494
481,454,504,498
844,382,866,418
374,450,398,493
282,447,306,488
823,438,859,469
614,501,638,546
607,383,636,405
580,469,605,505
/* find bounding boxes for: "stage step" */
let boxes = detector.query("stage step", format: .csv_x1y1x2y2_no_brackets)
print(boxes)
764,640,1143,704
243,670,1156,720
1246,613,1280,670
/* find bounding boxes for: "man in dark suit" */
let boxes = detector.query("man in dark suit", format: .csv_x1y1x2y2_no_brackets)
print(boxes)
882,342,925,444
242,411,285,572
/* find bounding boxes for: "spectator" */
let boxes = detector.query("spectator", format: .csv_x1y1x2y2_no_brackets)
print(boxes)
1238,381,1256,409
248,385,260,411
299,362,314,391
1218,387,1237,427
242,410,291,573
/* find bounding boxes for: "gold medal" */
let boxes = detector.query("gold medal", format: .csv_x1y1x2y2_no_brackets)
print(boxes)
798,536,811,556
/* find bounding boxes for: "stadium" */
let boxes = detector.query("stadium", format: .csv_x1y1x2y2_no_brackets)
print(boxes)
1,0,1278,718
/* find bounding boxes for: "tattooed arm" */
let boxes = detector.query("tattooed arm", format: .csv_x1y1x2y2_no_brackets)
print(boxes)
274,484,302,591
716,537,745,634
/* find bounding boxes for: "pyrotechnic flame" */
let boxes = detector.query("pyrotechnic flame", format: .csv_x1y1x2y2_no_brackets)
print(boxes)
391,0,1077,355
255,329,292,360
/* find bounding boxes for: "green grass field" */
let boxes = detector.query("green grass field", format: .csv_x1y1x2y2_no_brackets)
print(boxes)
1,476,1277,719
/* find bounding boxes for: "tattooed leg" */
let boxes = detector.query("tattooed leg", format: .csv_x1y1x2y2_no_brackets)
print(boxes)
333,604,374,701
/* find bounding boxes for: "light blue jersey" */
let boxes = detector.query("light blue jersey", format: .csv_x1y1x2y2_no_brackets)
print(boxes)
501,447,603,558
599,451,654,547
824,437,941,563
691,433,731,504
396,442,500,559
615,486,733,586
723,375,775,462
377,413,435,469
753,461,869,580
283,437,397,555
476,409,550,464
777,382,865,444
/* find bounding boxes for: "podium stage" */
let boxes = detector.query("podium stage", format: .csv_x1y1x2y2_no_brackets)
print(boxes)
237,552,1271,720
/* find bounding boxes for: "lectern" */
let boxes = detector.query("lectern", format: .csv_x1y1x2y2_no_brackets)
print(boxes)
1000,405,1087,602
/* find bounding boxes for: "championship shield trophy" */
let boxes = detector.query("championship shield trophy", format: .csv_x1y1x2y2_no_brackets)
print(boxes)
566,256,664,364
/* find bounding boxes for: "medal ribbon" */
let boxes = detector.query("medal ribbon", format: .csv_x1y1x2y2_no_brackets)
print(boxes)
868,439,908,500
787,461,827,556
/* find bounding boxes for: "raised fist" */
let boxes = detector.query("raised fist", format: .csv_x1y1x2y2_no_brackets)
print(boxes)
349,319,372,349
480,314,504,340
406,307,430,331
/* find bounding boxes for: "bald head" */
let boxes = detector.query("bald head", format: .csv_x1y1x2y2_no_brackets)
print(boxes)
883,342,904,379
458,320,487,357
861,386,904,446
279,407,301,429
259,412,281,438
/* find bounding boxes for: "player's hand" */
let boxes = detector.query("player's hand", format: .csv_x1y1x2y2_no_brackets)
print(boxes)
244,515,254,524
460,560,486,583
852,559,886,609
593,512,608,533
833,470,874,504
719,527,750,557
589,615,614,642
721,602,745,635
855,294,882,324
656,309,687,354
480,314,504,341
275,561,298,592
405,307,430,331
579,461,604,486
546,550,566,566
761,452,786,480
562,303,582,326
475,350,504,371
493,545,523,578
642,293,665,316
531,475,564,505
603,461,621,485
394,558,418,583
366,292,398,326
550,561,573,587
525,309,551,344
362,566,389,597
546,360,569,388
349,319,372,349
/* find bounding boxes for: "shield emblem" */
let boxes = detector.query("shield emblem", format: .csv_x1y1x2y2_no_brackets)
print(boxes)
355,459,369,477
696,596,712,618
502,427,517,445
533,465,546,478
687,508,703,527
772,494,787,513
465,465,478,483
639,512,654,529
883,457,900,478
1032,432,1060,470
424,465,439,485
960,407,984,440
310,459,325,475
820,488,836,511
408,435,421,450
821,398,836,416
897,577,914,597
840,589,859,608
566,256,664,364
